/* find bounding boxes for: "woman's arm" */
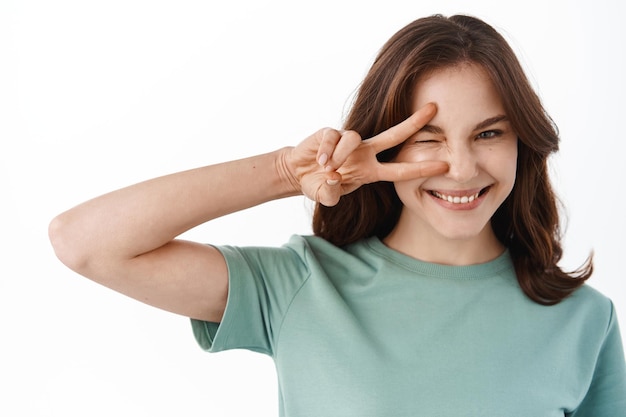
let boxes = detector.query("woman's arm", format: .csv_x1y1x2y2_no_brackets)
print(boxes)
48,104,447,323
48,149,299,322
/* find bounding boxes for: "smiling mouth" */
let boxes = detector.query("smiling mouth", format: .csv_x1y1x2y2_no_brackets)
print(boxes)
428,187,490,204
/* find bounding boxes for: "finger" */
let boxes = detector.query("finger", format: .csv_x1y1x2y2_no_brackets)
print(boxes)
317,173,343,206
325,130,362,171
316,128,342,167
376,160,449,182
324,170,342,186
367,103,437,154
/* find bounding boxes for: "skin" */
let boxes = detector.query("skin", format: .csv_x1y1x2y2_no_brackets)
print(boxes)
48,63,519,323
384,63,519,266
48,104,448,323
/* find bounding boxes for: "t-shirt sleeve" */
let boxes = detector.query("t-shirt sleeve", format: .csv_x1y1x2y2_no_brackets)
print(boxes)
567,301,626,417
190,237,311,356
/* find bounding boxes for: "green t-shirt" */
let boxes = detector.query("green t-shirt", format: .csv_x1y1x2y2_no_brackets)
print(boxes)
191,235,626,416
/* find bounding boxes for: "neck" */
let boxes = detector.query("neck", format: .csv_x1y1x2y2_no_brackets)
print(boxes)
383,224,505,266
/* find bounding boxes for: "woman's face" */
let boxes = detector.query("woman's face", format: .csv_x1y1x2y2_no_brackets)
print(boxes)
388,63,518,263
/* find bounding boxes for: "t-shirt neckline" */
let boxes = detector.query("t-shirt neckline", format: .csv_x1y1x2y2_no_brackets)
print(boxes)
363,236,515,280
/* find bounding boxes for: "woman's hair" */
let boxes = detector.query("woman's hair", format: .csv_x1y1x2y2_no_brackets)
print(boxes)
312,14,592,305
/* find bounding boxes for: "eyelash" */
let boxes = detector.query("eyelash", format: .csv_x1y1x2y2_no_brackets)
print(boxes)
414,129,503,144
476,130,502,139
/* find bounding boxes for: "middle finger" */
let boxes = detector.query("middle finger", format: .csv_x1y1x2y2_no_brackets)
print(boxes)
366,103,437,153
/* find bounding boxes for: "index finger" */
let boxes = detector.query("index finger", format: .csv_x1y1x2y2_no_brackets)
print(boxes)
365,103,437,153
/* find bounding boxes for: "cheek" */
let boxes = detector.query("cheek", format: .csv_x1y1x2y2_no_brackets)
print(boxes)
393,176,429,205
491,145,518,186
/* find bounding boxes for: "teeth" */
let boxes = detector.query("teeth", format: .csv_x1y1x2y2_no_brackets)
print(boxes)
432,191,480,204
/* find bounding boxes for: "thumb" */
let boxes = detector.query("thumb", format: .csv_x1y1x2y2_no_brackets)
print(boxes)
316,172,343,207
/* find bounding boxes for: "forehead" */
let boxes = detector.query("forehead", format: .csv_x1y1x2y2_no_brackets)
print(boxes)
411,63,505,118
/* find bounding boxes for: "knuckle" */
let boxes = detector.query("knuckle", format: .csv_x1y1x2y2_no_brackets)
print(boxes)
322,128,341,142
336,131,363,157
320,191,340,207
342,130,362,141
327,194,341,207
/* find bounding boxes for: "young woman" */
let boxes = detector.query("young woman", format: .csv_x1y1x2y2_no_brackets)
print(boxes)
49,14,626,416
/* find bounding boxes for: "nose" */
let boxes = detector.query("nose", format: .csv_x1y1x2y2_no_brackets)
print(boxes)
444,143,478,184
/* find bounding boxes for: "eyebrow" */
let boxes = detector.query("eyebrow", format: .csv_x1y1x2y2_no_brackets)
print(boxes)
474,115,509,131
419,115,509,134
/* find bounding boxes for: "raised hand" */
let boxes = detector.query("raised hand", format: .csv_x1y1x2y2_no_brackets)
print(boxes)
283,103,449,206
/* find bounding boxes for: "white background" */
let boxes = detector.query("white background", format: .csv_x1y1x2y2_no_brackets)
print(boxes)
1,0,625,415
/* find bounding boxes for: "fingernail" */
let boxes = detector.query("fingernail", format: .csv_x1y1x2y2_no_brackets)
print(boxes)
326,179,339,186
318,153,328,166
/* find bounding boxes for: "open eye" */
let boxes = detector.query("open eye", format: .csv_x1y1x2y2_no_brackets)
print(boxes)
477,130,502,139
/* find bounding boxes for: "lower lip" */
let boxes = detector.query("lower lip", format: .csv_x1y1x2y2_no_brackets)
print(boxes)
428,188,489,211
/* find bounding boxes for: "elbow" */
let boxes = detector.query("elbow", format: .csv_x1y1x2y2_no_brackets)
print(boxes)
48,213,89,273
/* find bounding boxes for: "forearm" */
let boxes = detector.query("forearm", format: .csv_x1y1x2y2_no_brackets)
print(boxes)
49,147,299,272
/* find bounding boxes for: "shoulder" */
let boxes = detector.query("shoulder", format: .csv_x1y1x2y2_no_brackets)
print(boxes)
282,234,370,257
283,234,378,267
564,286,626,415
568,284,615,319
558,284,618,341
212,235,376,280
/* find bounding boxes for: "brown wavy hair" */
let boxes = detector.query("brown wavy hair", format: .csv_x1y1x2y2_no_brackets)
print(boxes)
312,14,592,305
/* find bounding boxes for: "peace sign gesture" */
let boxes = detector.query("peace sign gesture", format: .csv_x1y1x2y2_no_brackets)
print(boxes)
284,103,449,206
